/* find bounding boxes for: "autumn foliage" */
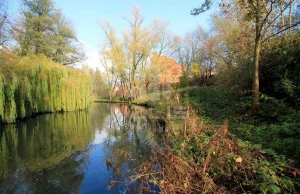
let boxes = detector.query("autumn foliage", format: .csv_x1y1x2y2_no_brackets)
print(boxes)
151,54,183,85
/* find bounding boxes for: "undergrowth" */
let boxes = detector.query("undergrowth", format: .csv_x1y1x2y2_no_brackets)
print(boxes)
129,87,300,193
179,87,300,166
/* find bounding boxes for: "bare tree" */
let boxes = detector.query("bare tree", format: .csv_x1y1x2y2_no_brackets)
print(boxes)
0,0,11,49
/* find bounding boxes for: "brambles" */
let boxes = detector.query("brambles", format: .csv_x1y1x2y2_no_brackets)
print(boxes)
130,96,299,193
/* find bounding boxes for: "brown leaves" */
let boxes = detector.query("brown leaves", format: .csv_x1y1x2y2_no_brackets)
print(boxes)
291,168,300,178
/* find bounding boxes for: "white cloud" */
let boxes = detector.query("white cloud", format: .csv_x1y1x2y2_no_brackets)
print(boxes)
83,50,102,70
93,129,108,144
78,39,104,71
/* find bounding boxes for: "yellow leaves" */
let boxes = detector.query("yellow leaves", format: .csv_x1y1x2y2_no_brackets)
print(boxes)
191,62,201,77
184,177,189,188
181,141,186,148
235,157,243,163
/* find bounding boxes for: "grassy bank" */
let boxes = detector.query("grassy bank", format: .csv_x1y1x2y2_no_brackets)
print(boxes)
135,86,300,164
132,87,300,193
133,91,171,106
178,87,300,165
95,92,170,106
94,98,127,103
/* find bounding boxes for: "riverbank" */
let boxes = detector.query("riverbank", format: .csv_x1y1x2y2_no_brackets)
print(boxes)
94,98,127,103
94,93,164,107
132,86,300,193
180,87,300,164
93,99,152,108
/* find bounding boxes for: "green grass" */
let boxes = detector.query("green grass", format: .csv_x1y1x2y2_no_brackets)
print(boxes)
138,86,300,193
178,86,300,166
133,90,173,106
94,98,127,103
97,87,300,165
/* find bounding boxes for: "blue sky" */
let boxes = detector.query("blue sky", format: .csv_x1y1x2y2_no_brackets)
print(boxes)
8,0,213,68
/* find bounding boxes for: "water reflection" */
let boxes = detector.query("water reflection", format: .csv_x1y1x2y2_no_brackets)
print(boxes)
0,103,161,193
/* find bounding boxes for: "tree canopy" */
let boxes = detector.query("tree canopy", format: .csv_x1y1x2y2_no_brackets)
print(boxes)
13,0,85,65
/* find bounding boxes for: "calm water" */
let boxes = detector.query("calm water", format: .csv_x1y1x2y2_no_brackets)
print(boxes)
0,103,162,194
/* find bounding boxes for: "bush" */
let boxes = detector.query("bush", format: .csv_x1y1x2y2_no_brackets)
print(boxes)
260,32,300,108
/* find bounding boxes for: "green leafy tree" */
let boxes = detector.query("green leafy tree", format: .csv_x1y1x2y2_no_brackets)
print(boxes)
13,0,84,65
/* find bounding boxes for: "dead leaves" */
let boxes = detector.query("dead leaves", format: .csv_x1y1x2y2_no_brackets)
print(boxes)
235,157,243,163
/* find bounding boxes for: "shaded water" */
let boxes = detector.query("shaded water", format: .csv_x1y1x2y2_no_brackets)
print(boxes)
0,103,162,194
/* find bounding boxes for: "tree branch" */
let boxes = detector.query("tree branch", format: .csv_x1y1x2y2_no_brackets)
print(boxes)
263,20,300,42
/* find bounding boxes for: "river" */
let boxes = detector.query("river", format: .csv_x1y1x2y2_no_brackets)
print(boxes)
0,103,163,194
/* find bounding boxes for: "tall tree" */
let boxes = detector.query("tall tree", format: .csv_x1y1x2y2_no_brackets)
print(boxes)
192,0,300,114
100,5,176,100
122,5,154,100
13,0,84,65
100,21,124,101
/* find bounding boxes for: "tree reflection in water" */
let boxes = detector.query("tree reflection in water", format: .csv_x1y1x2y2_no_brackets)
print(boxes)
102,104,162,190
0,103,162,193
0,110,93,193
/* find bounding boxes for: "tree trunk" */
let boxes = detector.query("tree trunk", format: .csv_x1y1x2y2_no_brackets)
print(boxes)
121,81,125,101
289,1,293,33
250,0,262,114
109,89,112,102
250,36,261,114
279,1,286,33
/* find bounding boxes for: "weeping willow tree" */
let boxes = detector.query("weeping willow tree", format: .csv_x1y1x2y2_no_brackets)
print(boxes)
0,53,92,123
